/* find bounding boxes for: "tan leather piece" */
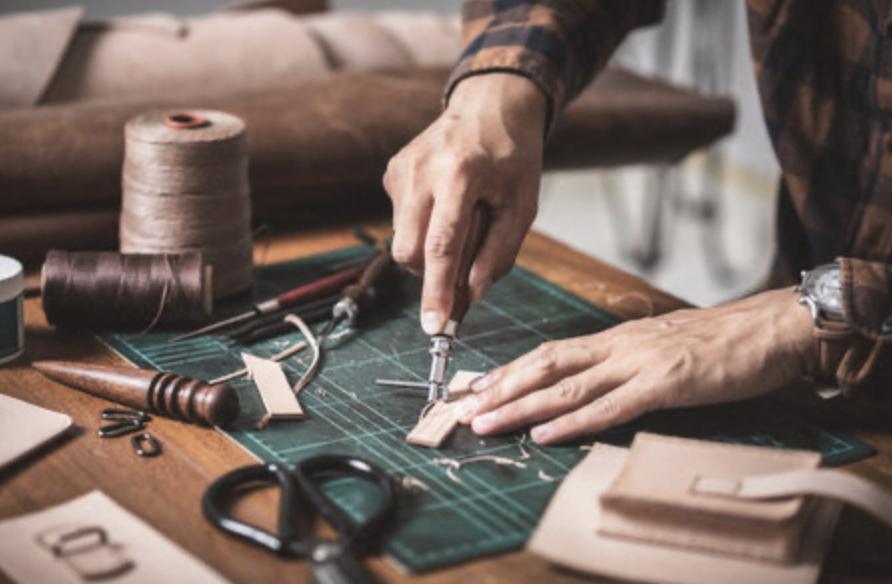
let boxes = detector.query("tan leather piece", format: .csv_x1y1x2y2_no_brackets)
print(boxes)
599,433,821,562
0,394,72,472
0,491,230,584
405,370,479,448
243,353,304,427
527,443,839,584
303,13,414,70
42,10,331,106
0,7,83,109
696,468,892,529
0,8,460,109
222,0,328,15
813,318,852,398
603,433,821,521
373,12,462,68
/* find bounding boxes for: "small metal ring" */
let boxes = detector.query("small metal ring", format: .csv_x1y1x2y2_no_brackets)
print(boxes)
131,433,162,457
164,113,209,130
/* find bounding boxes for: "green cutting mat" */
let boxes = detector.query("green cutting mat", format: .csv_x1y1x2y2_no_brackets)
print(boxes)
99,246,874,573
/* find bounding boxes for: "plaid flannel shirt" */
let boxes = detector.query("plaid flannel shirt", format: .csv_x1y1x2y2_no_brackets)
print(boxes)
446,0,892,398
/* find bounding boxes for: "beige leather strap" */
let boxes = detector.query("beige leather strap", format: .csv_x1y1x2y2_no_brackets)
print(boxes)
813,319,852,399
694,469,892,529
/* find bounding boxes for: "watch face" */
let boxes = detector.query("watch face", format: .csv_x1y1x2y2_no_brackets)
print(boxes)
803,263,843,315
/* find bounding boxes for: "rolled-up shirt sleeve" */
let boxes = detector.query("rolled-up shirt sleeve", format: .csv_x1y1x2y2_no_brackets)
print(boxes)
838,257,892,399
445,0,665,132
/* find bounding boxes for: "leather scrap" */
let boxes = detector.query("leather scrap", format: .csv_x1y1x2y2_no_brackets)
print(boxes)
0,7,83,109
0,491,230,584
0,394,72,472
406,370,480,448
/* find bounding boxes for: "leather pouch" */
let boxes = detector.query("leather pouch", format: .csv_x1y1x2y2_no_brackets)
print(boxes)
599,433,820,562
528,433,892,584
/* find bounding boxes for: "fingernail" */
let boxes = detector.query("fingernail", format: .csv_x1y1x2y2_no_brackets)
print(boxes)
472,410,498,433
421,311,443,334
456,396,478,421
531,423,553,443
470,374,491,392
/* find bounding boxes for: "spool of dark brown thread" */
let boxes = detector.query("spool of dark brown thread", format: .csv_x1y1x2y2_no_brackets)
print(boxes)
121,110,254,299
41,250,212,329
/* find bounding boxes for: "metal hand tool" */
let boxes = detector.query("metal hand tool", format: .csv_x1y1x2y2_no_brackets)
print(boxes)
314,248,395,346
168,267,362,343
203,454,395,584
425,204,490,403
222,295,339,345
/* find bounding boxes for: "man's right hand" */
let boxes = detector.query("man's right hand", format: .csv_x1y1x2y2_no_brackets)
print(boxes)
383,73,547,334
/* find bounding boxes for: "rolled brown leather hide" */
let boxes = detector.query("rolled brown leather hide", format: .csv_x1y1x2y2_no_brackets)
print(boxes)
0,70,446,217
0,209,120,265
0,68,732,213
17,8,458,108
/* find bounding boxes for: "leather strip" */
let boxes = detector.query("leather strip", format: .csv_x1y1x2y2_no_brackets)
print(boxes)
694,468,892,529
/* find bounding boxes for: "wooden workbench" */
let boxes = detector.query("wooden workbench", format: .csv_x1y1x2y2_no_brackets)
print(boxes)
1,225,890,584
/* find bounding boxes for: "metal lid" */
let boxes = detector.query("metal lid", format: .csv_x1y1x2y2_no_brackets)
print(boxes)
0,255,23,301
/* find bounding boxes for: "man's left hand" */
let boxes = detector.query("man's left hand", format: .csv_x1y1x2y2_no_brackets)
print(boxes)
457,288,815,444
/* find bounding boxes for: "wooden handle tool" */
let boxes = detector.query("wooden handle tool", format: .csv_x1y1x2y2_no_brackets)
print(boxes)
34,361,240,427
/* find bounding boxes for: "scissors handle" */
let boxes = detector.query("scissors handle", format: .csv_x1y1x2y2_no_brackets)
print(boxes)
202,463,311,557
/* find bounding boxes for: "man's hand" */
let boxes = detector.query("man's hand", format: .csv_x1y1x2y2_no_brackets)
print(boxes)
384,73,547,334
457,288,816,444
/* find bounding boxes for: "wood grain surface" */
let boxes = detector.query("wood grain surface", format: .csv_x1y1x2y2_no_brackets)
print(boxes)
1,224,890,584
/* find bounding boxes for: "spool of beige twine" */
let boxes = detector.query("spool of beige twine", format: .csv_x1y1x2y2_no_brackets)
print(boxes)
120,110,253,299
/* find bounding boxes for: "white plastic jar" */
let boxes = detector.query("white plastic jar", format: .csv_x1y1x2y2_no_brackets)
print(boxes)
0,255,24,365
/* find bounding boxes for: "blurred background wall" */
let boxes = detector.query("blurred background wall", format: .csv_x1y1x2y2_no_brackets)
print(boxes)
1,0,779,307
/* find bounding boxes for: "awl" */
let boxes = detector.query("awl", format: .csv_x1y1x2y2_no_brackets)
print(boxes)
168,267,361,343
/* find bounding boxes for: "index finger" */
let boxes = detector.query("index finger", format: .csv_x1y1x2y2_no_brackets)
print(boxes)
420,192,473,334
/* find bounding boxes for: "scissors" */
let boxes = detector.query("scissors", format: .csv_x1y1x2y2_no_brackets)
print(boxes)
202,454,395,584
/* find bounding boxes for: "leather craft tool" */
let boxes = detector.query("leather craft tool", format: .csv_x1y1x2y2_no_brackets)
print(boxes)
33,361,239,427
169,266,361,343
312,248,395,345
223,294,338,345
203,454,395,584
425,204,490,404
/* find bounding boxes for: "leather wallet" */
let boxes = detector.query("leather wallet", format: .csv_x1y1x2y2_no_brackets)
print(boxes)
528,433,892,584
599,433,821,562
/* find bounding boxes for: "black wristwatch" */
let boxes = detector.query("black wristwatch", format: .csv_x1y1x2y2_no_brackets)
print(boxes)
797,262,851,397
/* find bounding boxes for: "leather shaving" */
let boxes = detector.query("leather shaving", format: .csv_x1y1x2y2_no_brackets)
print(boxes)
283,314,319,394
433,455,528,484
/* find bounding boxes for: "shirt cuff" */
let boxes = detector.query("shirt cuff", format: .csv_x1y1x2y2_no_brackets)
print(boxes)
831,258,892,399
